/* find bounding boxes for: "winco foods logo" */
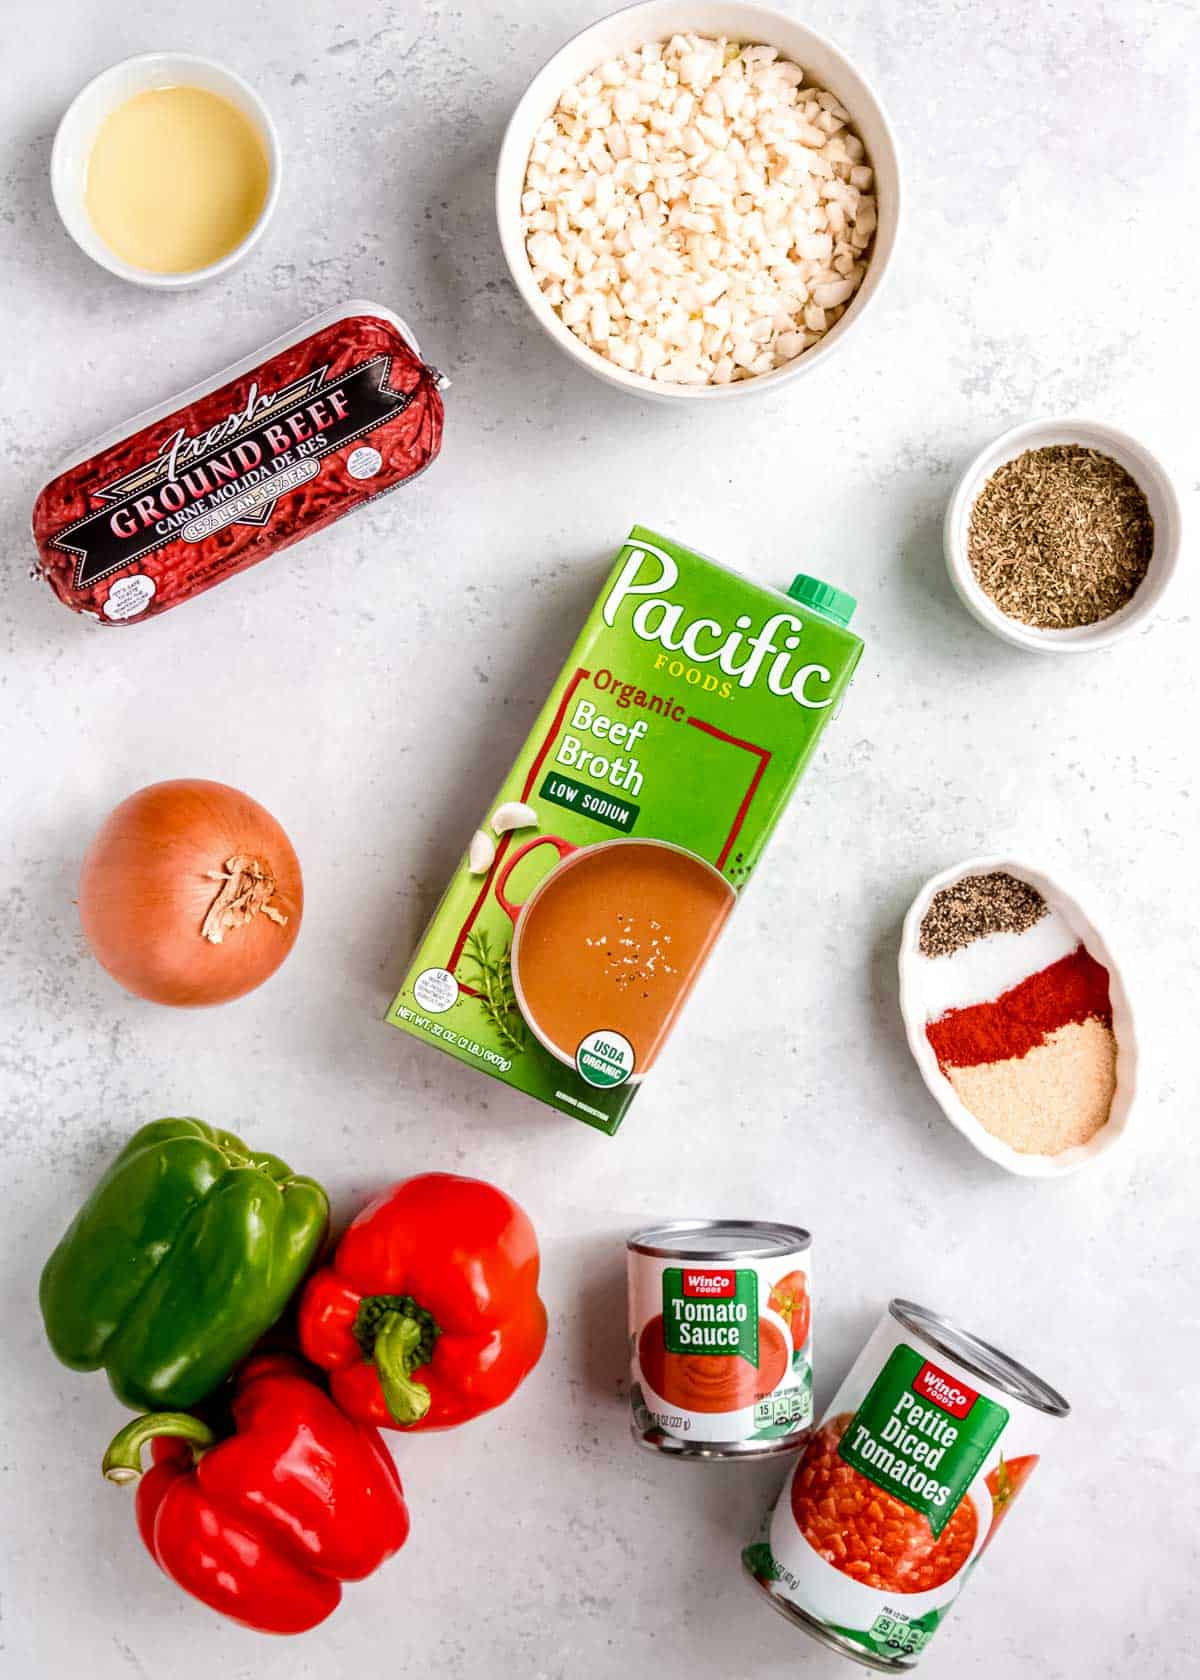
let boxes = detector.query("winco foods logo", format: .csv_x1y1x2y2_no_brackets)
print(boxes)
912,1360,978,1419
682,1270,736,1298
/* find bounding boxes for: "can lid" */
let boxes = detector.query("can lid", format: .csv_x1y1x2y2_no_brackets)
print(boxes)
788,573,857,626
627,1219,811,1260
890,1300,1070,1417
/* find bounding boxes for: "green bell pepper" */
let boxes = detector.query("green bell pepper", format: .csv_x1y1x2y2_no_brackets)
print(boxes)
39,1117,328,1411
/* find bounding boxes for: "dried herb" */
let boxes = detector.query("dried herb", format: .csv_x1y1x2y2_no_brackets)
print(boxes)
968,445,1153,628
462,930,528,1055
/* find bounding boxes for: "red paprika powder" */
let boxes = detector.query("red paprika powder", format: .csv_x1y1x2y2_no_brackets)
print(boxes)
926,946,1112,1070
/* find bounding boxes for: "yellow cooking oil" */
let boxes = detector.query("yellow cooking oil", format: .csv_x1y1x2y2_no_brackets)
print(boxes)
85,85,269,274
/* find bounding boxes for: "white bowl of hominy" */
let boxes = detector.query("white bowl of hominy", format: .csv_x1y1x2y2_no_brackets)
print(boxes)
944,417,1183,653
496,0,901,402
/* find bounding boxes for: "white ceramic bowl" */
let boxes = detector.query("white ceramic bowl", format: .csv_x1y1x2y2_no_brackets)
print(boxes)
51,52,282,290
944,418,1182,653
899,856,1138,1178
496,0,901,403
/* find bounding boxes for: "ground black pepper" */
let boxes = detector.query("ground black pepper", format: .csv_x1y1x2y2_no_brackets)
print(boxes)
920,871,1047,959
968,445,1153,628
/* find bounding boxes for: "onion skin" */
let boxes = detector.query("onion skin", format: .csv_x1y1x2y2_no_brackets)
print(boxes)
79,779,303,1007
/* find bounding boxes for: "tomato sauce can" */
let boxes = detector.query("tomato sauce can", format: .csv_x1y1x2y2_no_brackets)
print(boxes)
627,1220,813,1459
742,1299,1069,1669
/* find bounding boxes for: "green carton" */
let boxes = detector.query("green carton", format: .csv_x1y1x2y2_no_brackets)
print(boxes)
386,526,863,1133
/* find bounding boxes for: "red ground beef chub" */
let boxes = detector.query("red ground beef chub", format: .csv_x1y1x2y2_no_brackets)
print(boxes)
32,309,444,625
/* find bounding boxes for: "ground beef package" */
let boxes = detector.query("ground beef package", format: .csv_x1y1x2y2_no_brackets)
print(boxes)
32,301,445,625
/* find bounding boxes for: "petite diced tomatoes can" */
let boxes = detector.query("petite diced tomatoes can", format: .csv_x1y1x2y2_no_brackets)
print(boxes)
743,1299,1069,1669
627,1220,813,1459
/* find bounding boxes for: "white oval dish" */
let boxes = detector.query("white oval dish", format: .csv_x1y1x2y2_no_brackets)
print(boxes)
944,418,1182,653
899,856,1138,1178
496,0,901,404
51,52,282,290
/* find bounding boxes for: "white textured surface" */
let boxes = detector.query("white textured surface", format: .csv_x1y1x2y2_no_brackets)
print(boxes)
1,3,1198,1678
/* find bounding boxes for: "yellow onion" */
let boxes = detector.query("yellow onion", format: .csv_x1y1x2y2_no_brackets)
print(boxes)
79,779,302,1006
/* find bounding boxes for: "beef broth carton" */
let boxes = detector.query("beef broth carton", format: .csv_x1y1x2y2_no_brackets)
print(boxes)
387,525,863,1133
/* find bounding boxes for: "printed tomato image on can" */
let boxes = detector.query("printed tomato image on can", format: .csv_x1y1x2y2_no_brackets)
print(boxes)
627,1221,813,1460
768,1270,812,1347
980,1452,1039,1551
742,1300,1068,1670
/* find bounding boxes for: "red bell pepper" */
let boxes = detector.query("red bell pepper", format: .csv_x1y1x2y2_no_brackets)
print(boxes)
298,1172,547,1431
101,1353,410,1634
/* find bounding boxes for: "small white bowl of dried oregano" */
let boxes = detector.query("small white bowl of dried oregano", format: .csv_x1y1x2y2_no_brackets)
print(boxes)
943,417,1182,653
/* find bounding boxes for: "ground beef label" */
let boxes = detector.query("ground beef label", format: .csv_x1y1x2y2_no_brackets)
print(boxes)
837,1346,1008,1538
627,1222,813,1459
56,358,412,586
33,302,445,625
744,1300,1068,1671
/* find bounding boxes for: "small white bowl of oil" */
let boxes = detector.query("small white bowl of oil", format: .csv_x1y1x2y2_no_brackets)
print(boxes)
51,52,281,290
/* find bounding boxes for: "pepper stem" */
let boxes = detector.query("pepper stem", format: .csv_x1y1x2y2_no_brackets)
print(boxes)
101,1412,216,1485
374,1313,434,1424
352,1293,441,1427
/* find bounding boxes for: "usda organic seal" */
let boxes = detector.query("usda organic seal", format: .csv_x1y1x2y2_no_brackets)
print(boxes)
575,1029,634,1088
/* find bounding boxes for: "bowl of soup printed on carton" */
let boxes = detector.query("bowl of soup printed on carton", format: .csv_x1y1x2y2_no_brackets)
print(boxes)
386,526,864,1133
497,0,901,402
899,857,1138,1177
